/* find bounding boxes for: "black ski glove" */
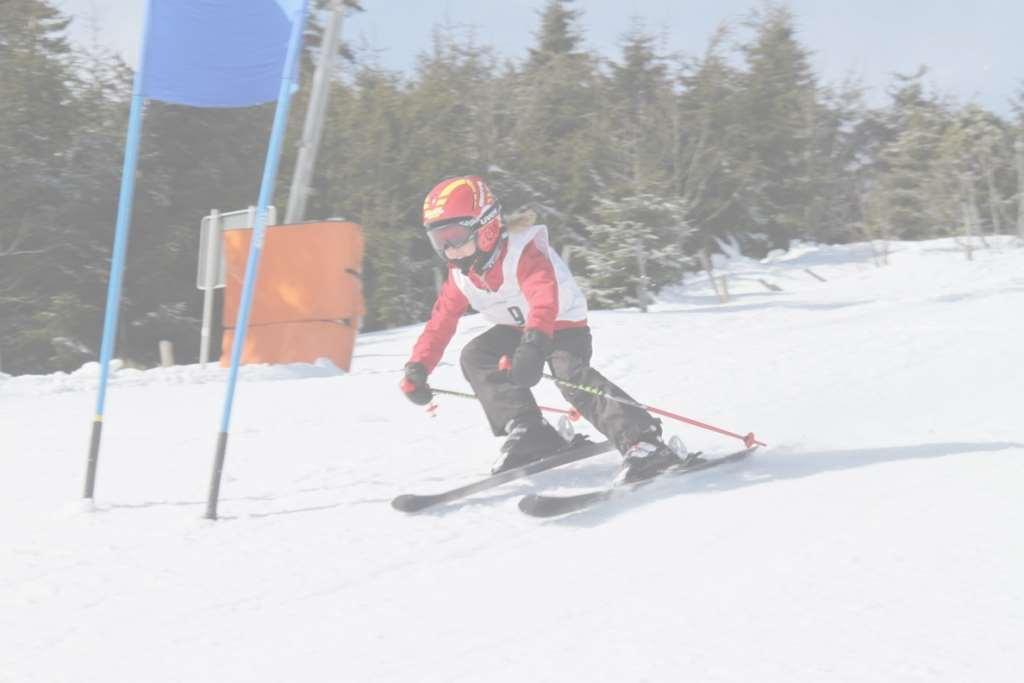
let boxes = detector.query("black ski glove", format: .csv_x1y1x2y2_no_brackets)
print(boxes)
508,329,552,388
400,362,433,405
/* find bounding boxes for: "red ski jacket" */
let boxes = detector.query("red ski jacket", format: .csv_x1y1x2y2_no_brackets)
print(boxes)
408,224,588,372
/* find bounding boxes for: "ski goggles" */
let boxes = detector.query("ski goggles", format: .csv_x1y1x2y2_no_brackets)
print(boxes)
425,220,475,255
424,203,501,255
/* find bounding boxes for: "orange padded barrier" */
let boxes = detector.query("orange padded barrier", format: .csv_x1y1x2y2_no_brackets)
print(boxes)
221,221,364,370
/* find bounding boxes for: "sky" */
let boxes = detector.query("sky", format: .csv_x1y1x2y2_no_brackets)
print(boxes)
57,0,1023,113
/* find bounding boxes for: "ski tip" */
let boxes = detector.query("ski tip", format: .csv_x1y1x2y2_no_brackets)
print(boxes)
518,494,576,518
391,494,429,513
517,494,544,516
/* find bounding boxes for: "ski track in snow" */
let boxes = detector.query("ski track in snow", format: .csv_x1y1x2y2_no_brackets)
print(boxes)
2,237,1023,682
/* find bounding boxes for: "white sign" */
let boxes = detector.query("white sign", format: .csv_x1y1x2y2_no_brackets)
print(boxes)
196,205,276,366
196,205,277,290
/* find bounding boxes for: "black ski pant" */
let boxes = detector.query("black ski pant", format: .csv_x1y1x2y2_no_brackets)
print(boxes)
459,325,661,453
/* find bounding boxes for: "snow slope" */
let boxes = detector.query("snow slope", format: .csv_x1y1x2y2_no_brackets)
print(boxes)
3,237,1023,683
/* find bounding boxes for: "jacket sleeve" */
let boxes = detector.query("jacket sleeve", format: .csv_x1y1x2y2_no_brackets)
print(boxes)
408,272,470,373
516,237,559,337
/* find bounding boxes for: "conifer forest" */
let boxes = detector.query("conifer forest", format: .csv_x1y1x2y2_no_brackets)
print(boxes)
3,0,1022,374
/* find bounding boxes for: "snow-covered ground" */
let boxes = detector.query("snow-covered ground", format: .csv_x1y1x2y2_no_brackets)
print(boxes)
3,237,1023,682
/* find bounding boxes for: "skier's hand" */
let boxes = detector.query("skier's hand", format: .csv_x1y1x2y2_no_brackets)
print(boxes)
508,329,551,388
400,362,433,405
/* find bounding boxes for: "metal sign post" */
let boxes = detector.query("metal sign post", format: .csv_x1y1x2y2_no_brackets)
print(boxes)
199,209,220,367
196,206,276,367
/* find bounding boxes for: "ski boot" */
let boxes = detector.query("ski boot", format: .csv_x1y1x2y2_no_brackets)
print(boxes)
615,439,684,484
491,414,567,474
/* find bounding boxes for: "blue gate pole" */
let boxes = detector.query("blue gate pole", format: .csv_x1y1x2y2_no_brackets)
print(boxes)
205,1,310,520
84,0,154,500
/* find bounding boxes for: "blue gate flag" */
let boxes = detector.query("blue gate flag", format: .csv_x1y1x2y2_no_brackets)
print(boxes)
143,0,305,107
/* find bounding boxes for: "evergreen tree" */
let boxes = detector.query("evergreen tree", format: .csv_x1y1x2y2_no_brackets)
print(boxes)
315,66,428,329
866,69,949,240
734,4,819,250
933,105,1014,240
802,81,869,243
405,30,500,184
505,0,605,242
527,0,584,69
956,106,1014,235
1010,82,1024,125
577,195,691,309
115,101,275,367
673,25,748,252
1011,84,1024,237
24,41,135,371
0,0,78,372
605,20,675,196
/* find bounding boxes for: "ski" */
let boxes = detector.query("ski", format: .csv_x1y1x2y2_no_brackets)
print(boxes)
391,435,615,513
518,446,758,518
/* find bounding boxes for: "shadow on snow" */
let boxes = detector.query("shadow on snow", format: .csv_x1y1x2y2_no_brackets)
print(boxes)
548,440,1023,527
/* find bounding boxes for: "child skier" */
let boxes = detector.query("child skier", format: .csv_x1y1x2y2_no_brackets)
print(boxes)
399,175,680,482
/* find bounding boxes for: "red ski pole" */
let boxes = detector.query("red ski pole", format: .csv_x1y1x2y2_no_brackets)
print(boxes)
429,386,582,421
498,356,764,448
